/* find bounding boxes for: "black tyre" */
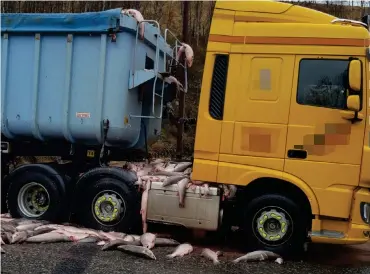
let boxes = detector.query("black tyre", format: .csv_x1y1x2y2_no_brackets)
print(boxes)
6,171,64,222
243,194,308,257
77,177,140,232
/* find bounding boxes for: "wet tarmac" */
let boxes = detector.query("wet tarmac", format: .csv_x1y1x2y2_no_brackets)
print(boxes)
1,239,369,274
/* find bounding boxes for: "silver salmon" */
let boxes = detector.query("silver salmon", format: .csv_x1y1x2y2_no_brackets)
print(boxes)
162,175,187,187
117,244,156,260
201,248,222,264
167,243,193,258
101,239,140,251
232,250,281,263
26,232,71,243
178,178,190,208
154,238,179,247
140,233,156,249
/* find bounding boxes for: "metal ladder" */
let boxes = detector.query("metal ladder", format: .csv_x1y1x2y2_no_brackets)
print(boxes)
129,19,188,119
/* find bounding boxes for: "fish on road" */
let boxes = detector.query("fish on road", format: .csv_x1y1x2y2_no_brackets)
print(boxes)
167,243,193,258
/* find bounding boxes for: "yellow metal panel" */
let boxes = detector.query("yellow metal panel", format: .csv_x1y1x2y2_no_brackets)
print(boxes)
229,44,366,57
209,9,235,36
220,122,234,154
192,159,218,182
207,42,231,53
313,187,354,218
235,54,293,124
284,160,360,189
219,154,284,171
216,1,335,24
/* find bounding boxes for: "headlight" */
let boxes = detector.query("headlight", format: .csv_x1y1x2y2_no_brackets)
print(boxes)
361,202,370,224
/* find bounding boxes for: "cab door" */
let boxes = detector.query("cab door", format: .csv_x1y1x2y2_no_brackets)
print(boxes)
284,56,366,219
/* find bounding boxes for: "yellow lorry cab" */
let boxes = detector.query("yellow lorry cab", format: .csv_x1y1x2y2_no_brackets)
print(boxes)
192,0,370,254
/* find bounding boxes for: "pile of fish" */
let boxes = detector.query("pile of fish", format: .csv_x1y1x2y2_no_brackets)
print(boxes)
0,214,185,260
124,159,237,233
1,214,283,264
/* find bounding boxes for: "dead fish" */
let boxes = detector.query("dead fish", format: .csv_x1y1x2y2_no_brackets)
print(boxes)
123,235,135,242
35,224,64,231
1,224,16,233
26,232,71,243
2,232,12,244
140,181,150,233
150,159,165,165
101,239,140,251
201,248,222,264
55,230,90,242
275,257,283,264
140,233,156,249
222,184,230,197
97,240,106,246
232,250,281,263
141,175,167,182
151,170,184,177
176,43,194,68
11,231,28,244
131,235,141,242
16,223,43,232
28,227,55,236
107,232,126,239
17,219,47,226
0,213,11,218
1,246,5,254
228,185,237,199
78,236,99,243
117,244,156,260
122,9,145,39
162,175,187,187
183,168,192,175
154,238,179,247
167,243,193,258
201,183,210,197
178,178,190,208
173,162,192,173
164,163,177,172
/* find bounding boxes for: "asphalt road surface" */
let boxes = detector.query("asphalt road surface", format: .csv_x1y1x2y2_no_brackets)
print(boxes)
2,240,370,274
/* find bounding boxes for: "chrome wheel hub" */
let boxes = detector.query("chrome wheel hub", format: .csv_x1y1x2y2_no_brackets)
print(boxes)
92,191,125,225
17,182,50,218
254,208,291,243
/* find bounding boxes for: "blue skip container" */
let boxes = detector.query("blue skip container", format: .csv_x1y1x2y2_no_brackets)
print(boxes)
1,8,185,150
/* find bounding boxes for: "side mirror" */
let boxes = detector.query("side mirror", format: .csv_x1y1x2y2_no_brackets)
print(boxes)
348,59,362,92
347,95,361,112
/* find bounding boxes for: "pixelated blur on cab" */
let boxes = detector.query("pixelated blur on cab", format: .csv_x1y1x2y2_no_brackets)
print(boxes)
191,0,370,254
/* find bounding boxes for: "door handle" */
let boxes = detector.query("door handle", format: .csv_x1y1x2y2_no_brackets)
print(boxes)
287,149,307,159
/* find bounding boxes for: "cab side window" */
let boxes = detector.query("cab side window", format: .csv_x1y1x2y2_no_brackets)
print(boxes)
296,59,349,110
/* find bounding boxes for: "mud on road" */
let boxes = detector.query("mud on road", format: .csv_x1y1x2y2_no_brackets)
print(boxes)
1,241,369,274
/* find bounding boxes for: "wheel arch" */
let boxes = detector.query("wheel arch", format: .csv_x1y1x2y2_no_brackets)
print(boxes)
73,167,139,207
234,171,319,216
75,167,138,192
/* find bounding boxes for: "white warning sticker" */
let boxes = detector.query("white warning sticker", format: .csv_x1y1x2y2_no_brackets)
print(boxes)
76,112,91,118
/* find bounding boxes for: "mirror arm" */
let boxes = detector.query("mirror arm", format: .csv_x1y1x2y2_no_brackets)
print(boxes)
350,111,363,124
348,111,363,124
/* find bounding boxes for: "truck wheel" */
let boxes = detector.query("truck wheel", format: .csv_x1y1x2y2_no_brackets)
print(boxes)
243,194,308,257
77,177,139,232
6,171,63,221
